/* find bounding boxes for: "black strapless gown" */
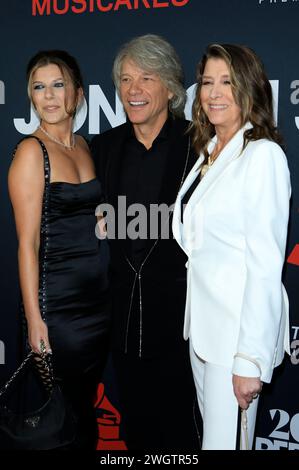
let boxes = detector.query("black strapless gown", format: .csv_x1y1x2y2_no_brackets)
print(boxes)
44,178,110,382
19,136,110,449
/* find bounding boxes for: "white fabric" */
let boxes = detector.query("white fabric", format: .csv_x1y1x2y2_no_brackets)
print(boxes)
189,339,259,450
172,124,291,383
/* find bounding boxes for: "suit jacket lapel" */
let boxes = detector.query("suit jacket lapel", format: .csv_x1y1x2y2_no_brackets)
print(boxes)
157,119,194,208
141,119,196,258
104,123,131,256
105,123,130,209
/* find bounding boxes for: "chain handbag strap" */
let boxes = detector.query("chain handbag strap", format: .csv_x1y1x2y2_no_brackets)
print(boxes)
0,350,54,400
0,351,34,399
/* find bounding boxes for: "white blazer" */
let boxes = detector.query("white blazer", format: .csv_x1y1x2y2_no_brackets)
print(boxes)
172,123,291,383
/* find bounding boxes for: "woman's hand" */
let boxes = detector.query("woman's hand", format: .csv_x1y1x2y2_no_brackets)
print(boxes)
95,212,107,240
233,375,263,410
27,318,52,355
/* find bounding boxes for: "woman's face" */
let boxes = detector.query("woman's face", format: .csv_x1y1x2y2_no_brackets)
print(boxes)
200,58,242,135
30,63,79,125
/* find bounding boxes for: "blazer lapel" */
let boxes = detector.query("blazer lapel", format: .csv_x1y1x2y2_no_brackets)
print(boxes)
173,123,252,250
187,124,249,208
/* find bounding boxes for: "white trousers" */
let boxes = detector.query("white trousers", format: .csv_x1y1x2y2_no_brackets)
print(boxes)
189,339,259,450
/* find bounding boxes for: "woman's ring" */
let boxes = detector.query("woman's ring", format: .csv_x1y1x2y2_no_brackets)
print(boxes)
39,339,46,354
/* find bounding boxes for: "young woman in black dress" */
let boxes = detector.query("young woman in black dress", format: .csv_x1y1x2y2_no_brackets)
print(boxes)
8,50,110,449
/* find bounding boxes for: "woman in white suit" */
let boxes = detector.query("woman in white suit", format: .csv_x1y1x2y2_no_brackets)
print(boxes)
172,44,291,450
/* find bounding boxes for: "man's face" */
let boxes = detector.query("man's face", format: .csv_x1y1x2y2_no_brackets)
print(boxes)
119,59,173,130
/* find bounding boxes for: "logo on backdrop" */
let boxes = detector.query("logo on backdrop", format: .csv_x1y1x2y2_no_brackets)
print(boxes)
13,81,279,135
13,87,126,135
258,0,299,6
32,0,191,16
255,409,299,450
0,340,5,365
290,326,299,365
288,244,299,266
0,80,5,105
290,80,299,130
254,326,299,450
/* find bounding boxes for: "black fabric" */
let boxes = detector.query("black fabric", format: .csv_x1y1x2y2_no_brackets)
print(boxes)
16,137,111,449
44,177,110,380
91,117,201,451
0,353,77,450
112,348,201,453
181,171,201,223
91,118,197,358
120,120,170,268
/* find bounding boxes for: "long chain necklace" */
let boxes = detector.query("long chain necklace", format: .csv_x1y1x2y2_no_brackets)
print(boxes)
39,125,75,150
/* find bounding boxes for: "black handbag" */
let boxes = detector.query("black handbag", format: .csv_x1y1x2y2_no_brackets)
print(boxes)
0,351,77,450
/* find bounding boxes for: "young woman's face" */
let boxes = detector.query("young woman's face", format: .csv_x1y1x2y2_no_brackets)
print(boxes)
31,63,78,125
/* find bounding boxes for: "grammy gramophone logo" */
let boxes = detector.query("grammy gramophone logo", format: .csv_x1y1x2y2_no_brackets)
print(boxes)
287,244,299,266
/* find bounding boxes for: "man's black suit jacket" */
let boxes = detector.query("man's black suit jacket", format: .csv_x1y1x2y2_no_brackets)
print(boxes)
91,117,197,358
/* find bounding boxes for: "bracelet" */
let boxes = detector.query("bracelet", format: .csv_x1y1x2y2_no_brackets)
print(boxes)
234,352,262,375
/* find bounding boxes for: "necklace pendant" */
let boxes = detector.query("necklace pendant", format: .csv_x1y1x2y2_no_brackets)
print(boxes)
200,163,209,178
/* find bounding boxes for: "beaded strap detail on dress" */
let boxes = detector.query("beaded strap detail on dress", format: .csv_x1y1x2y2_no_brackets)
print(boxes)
13,136,51,325
37,138,51,325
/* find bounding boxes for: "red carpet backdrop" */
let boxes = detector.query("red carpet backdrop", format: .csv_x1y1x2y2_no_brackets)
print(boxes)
0,0,298,450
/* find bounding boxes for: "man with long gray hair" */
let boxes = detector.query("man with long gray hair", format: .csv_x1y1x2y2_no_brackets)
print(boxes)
91,34,200,452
